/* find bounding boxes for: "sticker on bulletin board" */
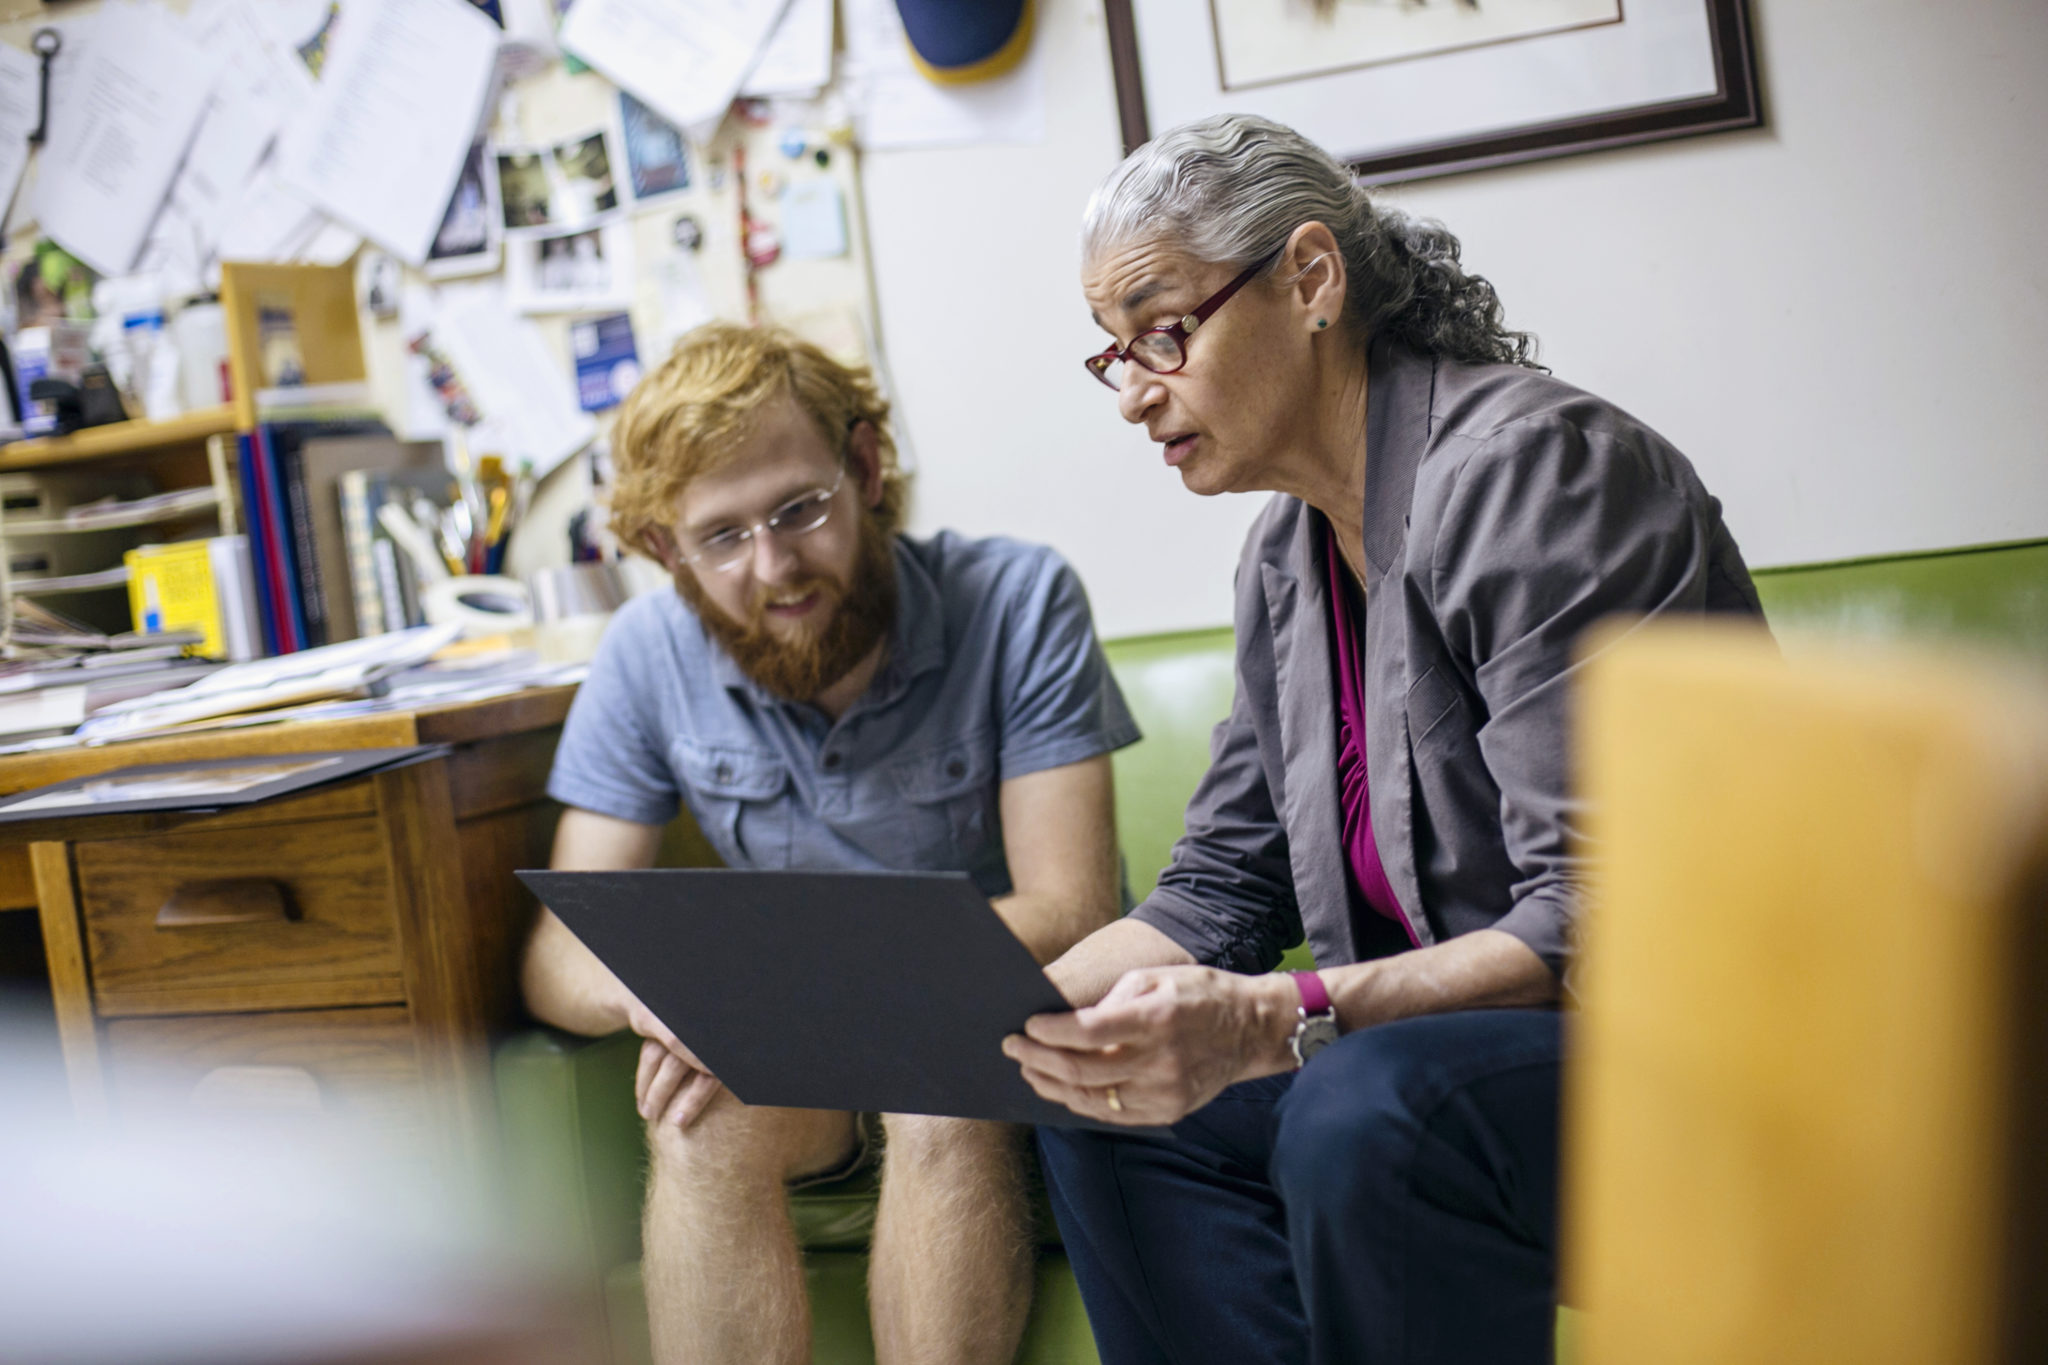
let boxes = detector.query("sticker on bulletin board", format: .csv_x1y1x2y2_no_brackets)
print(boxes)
572,312,641,412
781,178,847,260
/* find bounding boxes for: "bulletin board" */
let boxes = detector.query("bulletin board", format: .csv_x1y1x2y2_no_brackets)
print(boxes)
0,0,891,581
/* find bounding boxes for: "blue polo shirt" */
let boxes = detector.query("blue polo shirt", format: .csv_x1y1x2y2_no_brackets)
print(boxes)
548,530,1140,897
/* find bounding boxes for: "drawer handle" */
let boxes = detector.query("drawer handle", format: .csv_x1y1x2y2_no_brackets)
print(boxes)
155,878,296,928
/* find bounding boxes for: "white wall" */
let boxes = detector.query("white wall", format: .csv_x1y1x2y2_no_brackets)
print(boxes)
864,1,1269,640
866,0,2048,639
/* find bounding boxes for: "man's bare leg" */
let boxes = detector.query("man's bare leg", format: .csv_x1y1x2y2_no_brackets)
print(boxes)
869,1115,1034,1365
642,1092,859,1365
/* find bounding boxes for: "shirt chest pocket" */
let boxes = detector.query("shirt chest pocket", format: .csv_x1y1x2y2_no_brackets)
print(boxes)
884,737,999,870
673,741,792,867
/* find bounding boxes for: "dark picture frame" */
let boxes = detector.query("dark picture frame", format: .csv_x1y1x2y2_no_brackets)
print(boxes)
1104,0,1761,186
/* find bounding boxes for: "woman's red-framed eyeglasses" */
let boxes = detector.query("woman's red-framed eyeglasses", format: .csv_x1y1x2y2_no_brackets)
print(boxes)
1083,248,1281,391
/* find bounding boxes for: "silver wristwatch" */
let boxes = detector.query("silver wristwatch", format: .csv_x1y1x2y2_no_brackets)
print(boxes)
1288,971,1338,1067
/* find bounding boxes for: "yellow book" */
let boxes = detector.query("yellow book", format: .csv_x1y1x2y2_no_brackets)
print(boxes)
125,537,259,660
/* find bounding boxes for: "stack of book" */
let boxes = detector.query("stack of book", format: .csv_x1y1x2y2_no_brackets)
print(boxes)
238,385,393,655
0,600,223,747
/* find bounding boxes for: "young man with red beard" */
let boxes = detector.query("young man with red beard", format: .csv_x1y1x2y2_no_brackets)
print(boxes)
521,323,1138,1365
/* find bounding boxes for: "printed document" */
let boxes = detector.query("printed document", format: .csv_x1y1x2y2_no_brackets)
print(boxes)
0,45,37,229
137,0,309,291
743,0,834,97
274,0,498,266
562,0,793,139
435,289,598,478
33,2,221,276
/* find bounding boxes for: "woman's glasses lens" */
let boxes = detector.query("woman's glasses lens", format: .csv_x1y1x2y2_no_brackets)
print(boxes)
1131,333,1184,371
1089,333,1187,392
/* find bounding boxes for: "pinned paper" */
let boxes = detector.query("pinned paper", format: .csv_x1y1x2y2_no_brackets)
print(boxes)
425,138,503,280
780,177,846,260
653,251,717,352
0,45,40,237
506,221,635,315
273,0,499,265
143,1,309,272
571,313,642,412
34,4,223,276
743,0,833,97
561,0,793,140
618,92,691,204
434,288,598,478
496,128,624,235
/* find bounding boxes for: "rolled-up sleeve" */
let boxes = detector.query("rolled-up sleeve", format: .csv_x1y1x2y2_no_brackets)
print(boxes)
1129,643,1303,976
1431,416,1723,973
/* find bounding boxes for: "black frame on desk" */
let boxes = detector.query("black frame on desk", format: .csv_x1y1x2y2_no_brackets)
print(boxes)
1103,0,1762,185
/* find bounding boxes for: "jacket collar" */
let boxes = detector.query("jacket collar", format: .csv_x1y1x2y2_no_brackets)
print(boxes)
706,535,944,707
1362,336,1435,578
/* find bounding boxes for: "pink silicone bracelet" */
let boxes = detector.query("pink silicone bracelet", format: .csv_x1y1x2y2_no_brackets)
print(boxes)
1290,970,1331,1015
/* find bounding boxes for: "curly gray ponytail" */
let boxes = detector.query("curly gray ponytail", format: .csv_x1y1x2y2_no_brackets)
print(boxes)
1082,114,1541,370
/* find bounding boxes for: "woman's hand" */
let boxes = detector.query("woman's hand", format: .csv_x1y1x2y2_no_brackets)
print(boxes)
625,996,725,1129
1003,966,1300,1126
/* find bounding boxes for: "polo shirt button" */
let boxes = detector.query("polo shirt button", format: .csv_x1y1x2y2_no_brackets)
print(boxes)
945,758,966,779
822,752,843,771
714,762,732,782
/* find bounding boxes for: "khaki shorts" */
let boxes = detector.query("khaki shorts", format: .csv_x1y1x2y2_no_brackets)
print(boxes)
787,1110,880,1190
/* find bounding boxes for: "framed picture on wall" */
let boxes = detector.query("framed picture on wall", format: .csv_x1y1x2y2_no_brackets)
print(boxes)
1103,0,1762,185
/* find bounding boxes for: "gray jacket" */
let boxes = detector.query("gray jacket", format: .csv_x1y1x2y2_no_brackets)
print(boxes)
1130,339,1763,977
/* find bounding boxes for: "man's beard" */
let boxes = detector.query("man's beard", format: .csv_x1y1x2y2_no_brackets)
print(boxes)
674,516,898,703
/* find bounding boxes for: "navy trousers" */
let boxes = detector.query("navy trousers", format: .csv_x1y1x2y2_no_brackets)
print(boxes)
1036,1009,1563,1365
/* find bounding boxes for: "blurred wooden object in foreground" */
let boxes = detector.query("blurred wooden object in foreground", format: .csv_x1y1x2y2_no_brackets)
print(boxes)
1565,623,2048,1365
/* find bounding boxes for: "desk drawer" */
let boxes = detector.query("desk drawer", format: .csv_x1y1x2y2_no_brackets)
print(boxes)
103,1006,424,1129
75,817,405,1016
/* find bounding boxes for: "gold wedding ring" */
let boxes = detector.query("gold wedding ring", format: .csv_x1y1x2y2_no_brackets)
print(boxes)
1105,1085,1123,1113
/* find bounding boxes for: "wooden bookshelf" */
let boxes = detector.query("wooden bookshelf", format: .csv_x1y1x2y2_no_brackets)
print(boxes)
0,407,237,471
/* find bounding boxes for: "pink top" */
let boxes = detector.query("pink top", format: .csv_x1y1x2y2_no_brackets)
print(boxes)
1327,535,1417,944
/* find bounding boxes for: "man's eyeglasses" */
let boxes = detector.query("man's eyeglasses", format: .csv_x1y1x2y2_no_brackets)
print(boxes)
678,467,846,575
1084,248,1281,392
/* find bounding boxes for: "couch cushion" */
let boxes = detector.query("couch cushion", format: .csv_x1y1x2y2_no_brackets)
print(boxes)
1101,629,1237,900
1752,538,2048,660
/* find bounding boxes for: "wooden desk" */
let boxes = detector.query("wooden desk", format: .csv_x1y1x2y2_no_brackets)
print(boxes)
0,687,575,1160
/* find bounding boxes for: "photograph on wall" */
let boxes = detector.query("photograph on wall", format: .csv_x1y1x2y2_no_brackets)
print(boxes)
1211,0,1621,90
495,128,623,236
1107,0,1760,183
424,137,504,279
618,90,692,203
506,220,634,313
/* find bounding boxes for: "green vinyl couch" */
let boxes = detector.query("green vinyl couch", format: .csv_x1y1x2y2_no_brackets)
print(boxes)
493,536,2048,1365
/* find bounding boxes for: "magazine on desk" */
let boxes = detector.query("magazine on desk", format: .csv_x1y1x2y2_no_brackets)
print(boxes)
0,747,441,823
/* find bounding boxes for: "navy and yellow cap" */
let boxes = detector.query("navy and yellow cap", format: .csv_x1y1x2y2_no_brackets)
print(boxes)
894,0,1035,85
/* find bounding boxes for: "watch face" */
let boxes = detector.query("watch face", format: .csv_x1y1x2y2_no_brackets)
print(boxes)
1292,1014,1340,1067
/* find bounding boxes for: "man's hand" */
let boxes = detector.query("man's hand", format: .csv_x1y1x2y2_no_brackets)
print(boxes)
1002,966,1299,1127
625,994,726,1129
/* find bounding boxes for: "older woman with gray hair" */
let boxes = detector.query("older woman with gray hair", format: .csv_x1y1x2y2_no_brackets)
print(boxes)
1001,114,1764,1363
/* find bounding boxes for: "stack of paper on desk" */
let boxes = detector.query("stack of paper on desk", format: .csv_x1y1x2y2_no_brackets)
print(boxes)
74,622,462,742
